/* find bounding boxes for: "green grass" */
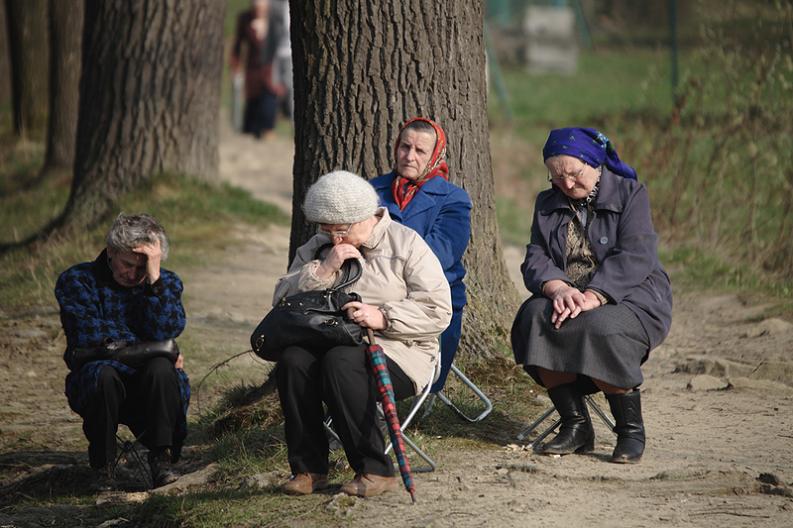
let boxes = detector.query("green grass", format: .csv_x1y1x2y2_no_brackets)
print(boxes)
661,245,793,315
496,196,533,247
490,48,682,147
0,167,287,310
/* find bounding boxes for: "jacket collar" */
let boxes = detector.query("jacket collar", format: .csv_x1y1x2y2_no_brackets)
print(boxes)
537,169,624,215
373,171,448,217
362,207,391,250
592,169,624,213
92,248,131,289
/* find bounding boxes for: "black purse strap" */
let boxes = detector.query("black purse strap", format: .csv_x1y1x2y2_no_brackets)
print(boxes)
314,243,362,291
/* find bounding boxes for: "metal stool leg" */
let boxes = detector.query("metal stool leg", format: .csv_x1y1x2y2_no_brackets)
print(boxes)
436,364,493,423
584,395,616,431
516,405,558,442
115,432,153,489
517,396,617,446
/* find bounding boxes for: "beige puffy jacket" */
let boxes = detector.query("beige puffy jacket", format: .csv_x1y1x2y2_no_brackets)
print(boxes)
273,208,452,391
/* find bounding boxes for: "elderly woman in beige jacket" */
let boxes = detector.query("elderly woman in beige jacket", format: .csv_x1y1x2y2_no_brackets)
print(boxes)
275,170,452,499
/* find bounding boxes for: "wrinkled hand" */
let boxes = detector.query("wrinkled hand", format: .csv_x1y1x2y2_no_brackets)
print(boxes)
544,281,605,329
579,290,604,312
175,353,184,370
550,285,587,329
342,301,386,330
133,240,162,284
316,244,361,279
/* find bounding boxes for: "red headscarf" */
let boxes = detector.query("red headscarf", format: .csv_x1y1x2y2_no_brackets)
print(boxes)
391,117,449,210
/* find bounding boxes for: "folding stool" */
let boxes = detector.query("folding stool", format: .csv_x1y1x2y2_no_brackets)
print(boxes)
113,429,153,489
325,360,441,473
516,394,616,449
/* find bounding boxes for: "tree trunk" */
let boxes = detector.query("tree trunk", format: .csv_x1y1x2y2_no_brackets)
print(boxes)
0,2,11,115
5,0,49,140
289,0,518,358
59,0,225,229
42,0,83,175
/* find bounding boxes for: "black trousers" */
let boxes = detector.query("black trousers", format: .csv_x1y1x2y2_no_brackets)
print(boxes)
243,90,278,138
276,344,415,477
82,357,182,469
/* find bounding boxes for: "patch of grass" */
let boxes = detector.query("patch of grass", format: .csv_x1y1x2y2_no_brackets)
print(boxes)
496,196,533,247
490,49,680,145
661,245,793,317
124,487,352,528
0,171,287,310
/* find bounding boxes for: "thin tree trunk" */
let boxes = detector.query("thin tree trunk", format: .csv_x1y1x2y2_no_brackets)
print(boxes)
290,0,518,358
5,0,49,140
42,0,83,174
58,0,225,229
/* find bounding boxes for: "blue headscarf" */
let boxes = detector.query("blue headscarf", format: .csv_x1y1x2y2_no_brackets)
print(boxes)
542,127,638,180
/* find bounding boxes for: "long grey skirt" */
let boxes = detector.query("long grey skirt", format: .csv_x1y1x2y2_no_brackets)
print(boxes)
511,297,650,392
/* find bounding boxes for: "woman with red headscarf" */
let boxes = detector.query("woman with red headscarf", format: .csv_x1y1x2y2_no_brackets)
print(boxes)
371,118,472,392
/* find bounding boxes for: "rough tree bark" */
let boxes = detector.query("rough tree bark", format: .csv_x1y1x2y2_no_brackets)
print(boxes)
0,2,11,111
42,0,83,176
58,0,225,229
5,0,49,140
289,0,518,358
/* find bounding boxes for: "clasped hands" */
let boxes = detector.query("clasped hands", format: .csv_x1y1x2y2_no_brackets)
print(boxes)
316,243,387,331
543,279,604,330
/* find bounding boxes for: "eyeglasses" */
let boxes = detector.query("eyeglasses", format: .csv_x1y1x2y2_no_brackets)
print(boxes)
547,167,586,183
317,223,352,238
547,165,601,183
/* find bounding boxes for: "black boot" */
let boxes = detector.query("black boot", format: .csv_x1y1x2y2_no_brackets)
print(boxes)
148,448,180,488
537,384,595,455
605,389,645,464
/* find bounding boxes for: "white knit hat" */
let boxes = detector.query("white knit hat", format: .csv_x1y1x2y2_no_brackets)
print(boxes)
303,170,379,224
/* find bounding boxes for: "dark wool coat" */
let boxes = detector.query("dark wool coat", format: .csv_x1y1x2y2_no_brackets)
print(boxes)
521,169,673,350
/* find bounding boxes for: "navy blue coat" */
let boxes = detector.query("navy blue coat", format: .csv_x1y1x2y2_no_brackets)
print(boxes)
371,171,472,311
521,169,673,350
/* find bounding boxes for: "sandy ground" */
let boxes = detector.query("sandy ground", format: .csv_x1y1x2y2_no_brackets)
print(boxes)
1,123,792,527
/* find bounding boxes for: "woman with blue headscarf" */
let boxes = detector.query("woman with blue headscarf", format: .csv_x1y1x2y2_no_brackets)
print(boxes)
511,127,672,464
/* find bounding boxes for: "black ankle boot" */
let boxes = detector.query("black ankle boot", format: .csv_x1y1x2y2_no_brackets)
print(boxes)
605,390,645,464
537,384,595,455
148,448,179,488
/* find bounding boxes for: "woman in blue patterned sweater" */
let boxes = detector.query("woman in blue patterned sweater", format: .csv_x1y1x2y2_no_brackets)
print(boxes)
55,213,189,488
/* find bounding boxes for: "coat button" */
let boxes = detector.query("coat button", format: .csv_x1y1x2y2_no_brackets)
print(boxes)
599,236,608,244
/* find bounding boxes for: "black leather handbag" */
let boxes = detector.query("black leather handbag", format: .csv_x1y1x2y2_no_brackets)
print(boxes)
250,246,364,361
66,339,180,371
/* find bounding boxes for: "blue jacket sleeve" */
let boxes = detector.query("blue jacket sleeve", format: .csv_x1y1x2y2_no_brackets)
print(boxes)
423,188,472,271
133,271,187,341
55,268,121,350
521,202,570,296
586,185,658,303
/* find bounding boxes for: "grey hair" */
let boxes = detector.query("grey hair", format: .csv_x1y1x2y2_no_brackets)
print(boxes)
401,120,436,136
105,213,169,260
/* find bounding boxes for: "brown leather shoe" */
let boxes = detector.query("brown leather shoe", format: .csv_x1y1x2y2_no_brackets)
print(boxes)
340,473,399,497
282,473,329,495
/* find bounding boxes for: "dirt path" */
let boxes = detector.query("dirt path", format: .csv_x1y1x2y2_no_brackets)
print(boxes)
1,124,792,526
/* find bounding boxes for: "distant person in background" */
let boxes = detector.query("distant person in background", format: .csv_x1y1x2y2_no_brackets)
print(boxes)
231,0,286,139
511,127,672,464
370,117,472,393
55,214,189,489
